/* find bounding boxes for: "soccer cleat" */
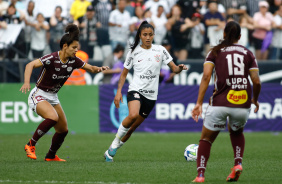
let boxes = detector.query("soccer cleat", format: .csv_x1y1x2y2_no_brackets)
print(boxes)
192,176,205,183
104,150,114,162
226,164,243,182
24,141,37,160
104,146,117,162
45,155,66,162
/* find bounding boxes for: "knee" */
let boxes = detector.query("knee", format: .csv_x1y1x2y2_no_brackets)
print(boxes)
128,113,139,121
48,114,59,122
56,128,68,134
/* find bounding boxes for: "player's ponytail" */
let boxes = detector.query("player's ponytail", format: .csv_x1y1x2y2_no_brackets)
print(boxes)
130,20,154,52
60,24,80,49
211,21,241,57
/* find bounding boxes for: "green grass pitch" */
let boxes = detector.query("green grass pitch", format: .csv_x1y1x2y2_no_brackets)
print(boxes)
0,132,281,184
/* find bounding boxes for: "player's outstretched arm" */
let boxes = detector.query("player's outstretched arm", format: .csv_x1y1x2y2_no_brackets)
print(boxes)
114,68,129,108
20,59,43,94
82,63,109,73
167,61,188,74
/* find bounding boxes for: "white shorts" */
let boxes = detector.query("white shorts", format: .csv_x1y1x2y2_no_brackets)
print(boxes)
203,105,251,131
28,87,60,114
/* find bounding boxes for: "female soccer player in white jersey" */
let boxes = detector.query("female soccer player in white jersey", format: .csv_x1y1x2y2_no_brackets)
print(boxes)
20,24,109,161
191,21,261,183
104,20,188,162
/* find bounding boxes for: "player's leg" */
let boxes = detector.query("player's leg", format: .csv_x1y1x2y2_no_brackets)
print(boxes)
226,108,250,182
226,126,244,182
121,115,145,143
118,95,155,149
45,104,68,161
193,106,226,183
104,100,141,162
25,101,58,160
193,126,220,183
112,100,141,147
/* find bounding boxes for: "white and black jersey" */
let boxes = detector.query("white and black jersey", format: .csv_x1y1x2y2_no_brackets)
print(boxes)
124,44,173,100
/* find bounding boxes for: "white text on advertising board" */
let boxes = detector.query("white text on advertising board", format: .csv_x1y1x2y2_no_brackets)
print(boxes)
0,101,42,123
156,99,282,120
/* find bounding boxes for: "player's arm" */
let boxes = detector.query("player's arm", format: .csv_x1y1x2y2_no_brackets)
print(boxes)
167,61,188,74
20,59,43,93
82,63,109,73
249,69,261,113
114,68,129,108
192,63,214,122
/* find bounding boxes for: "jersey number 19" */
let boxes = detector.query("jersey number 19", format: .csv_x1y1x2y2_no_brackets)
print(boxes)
226,53,244,76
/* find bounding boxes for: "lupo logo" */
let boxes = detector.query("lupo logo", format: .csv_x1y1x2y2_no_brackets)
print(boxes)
227,90,248,104
109,89,129,129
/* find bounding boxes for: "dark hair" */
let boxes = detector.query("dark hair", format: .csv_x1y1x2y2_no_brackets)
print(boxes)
55,6,62,12
60,24,80,49
211,21,241,57
114,44,125,53
130,21,154,52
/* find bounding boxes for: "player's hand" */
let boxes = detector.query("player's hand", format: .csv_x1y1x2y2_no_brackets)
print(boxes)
114,92,123,108
179,64,188,70
19,83,30,94
251,99,259,113
191,103,202,123
97,66,109,72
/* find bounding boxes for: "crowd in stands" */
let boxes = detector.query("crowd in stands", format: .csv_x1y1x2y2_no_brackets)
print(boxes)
0,0,282,63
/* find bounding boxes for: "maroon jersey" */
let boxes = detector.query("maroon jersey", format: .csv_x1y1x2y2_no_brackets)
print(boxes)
205,44,259,108
36,52,86,93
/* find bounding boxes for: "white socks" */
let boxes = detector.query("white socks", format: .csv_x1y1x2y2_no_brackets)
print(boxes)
111,124,129,149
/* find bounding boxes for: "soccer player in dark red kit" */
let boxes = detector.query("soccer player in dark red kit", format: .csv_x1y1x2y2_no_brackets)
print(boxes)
191,21,261,183
20,24,109,161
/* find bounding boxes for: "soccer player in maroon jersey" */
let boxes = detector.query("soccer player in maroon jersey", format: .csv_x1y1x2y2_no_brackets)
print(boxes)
191,21,261,183
20,24,109,161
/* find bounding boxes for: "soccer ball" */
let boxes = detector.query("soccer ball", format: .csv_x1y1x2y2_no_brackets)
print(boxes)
184,144,199,162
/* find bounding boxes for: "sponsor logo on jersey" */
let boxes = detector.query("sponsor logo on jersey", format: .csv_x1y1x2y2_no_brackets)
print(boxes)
62,65,67,68
227,90,248,105
140,70,157,80
52,74,70,79
45,60,51,65
134,51,142,56
69,60,75,63
163,50,169,60
126,57,133,66
154,54,161,62
54,60,60,63
67,67,72,72
138,59,143,62
139,89,155,94
41,55,53,62
55,68,60,72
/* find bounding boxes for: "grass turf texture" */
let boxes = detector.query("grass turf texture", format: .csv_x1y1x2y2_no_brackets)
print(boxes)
0,132,281,184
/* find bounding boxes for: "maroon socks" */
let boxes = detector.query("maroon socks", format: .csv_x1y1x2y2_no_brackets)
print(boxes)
28,118,57,146
196,140,212,177
230,132,245,166
46,131,68,159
